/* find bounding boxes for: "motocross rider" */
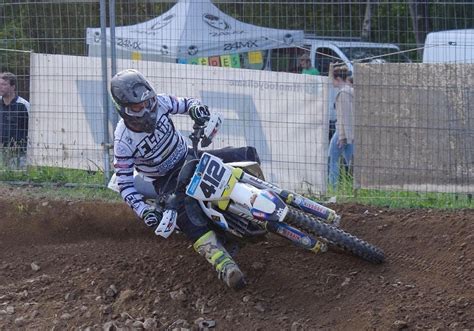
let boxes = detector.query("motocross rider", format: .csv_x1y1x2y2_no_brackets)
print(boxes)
110,69,260,289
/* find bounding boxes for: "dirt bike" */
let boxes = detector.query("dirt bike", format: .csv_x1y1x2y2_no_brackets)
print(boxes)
109,113,384,264
153,113,384,265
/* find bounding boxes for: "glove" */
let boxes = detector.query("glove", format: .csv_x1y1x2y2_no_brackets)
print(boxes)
189,104,210,125
154,209,178,239
142,208,163,228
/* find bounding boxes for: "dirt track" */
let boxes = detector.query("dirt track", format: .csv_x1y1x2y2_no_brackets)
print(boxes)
0,186,473,330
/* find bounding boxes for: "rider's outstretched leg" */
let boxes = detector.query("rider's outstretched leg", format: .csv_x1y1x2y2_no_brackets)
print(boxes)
177,196,246,289
193,230,246,289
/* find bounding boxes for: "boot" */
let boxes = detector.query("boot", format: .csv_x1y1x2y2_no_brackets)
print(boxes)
193,231,246,289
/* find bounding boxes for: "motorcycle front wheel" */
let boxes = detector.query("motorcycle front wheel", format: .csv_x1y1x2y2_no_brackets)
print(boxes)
285,208,385,264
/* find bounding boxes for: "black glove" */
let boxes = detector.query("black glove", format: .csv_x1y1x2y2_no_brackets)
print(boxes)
142,208,163,228
189,104,210,125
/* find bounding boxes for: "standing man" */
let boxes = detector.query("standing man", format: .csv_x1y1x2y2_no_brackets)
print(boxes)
0,72,30,168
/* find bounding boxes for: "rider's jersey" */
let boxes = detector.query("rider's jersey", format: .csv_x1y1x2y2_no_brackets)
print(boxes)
113,94,200,218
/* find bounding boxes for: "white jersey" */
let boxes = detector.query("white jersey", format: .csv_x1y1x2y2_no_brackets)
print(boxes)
113,94,200,218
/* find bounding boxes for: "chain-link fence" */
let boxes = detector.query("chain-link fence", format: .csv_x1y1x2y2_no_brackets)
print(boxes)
1,0,473,202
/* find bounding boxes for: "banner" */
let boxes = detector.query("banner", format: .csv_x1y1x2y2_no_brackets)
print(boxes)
29,53,328,193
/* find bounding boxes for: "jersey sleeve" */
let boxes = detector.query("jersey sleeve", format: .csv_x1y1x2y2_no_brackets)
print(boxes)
156,94,202,115
113,138,149,218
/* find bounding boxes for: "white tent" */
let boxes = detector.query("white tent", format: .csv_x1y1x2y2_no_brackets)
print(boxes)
86,0,304,65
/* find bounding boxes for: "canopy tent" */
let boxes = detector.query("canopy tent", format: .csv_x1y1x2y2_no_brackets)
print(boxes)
86,0,304,66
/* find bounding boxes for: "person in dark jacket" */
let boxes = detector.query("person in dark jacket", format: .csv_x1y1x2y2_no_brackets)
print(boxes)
0,72,30,167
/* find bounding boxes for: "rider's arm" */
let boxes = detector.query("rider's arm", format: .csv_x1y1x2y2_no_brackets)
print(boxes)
113,138,149,219
156,94,202,115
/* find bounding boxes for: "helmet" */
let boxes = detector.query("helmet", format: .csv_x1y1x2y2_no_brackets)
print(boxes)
110,69,158,133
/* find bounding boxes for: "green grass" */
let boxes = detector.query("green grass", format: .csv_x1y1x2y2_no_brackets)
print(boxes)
0,165,120,201
325,168,473,209
0,166,106,185
2,183,122,201
1,165,472,209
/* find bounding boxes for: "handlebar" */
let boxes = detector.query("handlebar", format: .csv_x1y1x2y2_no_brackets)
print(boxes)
188,112,222,159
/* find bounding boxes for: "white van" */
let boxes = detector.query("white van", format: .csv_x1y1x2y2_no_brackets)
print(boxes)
422,29,474,63
268,36,411,75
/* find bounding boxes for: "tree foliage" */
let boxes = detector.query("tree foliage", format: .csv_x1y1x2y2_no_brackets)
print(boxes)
1,0,473,91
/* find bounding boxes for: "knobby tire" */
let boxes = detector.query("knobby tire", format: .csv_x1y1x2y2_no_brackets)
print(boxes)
285,208,385,264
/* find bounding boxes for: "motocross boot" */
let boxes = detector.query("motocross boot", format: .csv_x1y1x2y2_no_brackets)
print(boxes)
193,231,246,289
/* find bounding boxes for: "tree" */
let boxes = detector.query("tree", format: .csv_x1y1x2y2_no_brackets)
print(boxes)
361,0,373,41
408,0,431,57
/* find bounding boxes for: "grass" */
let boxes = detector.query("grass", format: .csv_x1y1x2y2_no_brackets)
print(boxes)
1,164,472,209
0,166,106,185
325,167,473,209
0,165,120,201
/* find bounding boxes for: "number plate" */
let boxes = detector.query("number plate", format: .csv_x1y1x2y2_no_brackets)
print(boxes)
186,153,233,201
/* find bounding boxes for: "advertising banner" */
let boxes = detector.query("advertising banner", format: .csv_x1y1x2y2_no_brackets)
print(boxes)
29,53,328,193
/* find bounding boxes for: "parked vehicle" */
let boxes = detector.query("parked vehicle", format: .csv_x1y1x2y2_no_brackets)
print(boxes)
266,37,411,128
423,29,474,64
269,36,411,75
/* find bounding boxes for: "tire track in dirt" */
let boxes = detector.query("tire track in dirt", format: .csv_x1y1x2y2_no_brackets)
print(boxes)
387,251,461,280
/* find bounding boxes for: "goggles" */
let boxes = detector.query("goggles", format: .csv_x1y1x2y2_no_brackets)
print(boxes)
124,98,156,117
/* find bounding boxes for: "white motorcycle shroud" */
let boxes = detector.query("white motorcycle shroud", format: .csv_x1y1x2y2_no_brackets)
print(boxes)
108,155,287,238
185,152,288,231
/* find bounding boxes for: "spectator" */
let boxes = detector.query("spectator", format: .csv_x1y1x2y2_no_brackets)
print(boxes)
328,65,354,190
0,72,30,168
299,53,320,75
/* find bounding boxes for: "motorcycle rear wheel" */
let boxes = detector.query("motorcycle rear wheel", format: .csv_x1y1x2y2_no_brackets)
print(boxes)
285,208,385,264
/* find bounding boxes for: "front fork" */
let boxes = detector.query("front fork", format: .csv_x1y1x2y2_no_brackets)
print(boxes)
225,190,328,254
239,172,340,227
265,221,327,253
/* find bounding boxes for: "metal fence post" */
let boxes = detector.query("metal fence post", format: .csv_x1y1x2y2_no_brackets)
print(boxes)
100,0,111,186
109,0,118,127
